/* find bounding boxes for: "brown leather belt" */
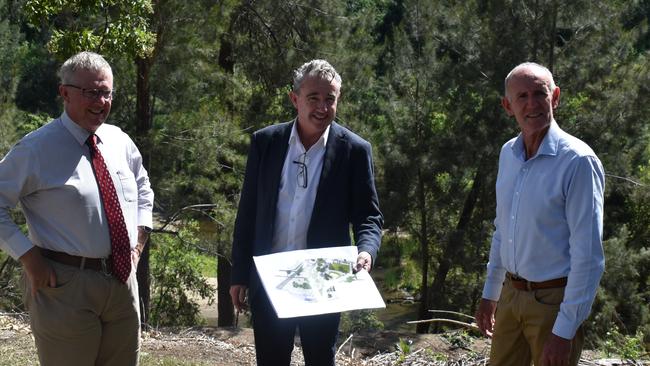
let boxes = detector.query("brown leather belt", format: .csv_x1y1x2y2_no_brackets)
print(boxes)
41,248,112,275
507,272,567,291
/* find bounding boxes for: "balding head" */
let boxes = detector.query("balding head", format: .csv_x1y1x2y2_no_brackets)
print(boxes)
504,62,556,101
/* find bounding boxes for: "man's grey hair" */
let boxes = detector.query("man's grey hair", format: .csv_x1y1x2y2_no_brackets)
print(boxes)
292,59,342,93
504,62,556,98
58,51,112,84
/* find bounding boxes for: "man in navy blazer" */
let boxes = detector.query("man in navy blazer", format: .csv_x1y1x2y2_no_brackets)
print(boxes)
230,59,383,366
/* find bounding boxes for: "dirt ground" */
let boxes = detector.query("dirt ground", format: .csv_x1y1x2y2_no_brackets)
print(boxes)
1,312,495,365
187,278,493,364
4,312,624,366
0,276,634,366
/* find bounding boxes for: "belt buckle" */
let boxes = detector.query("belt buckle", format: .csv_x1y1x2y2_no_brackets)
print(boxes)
100,258,111,277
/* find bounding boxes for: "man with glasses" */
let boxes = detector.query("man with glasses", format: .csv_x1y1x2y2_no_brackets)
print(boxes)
230,59,383,365
0,51,153,365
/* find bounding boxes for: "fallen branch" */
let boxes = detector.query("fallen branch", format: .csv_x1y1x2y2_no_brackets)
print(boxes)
336,333,354,356
407,318,480,331
428,309,476,321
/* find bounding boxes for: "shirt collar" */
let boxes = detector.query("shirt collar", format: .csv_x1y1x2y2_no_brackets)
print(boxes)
288,119,330,150
60,111,107,146
512,120,561,160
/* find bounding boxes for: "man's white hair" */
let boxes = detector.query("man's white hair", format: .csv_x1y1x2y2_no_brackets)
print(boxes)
292,59,342,93
58,51,112,84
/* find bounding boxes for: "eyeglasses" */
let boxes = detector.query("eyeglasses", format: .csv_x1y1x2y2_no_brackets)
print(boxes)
293,153,308,188
63,84,115,100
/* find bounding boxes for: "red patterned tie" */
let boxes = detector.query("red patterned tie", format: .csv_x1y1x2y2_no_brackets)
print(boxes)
87,135,131,283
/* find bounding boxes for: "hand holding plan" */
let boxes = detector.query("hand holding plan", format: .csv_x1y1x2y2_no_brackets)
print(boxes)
355,251,372,272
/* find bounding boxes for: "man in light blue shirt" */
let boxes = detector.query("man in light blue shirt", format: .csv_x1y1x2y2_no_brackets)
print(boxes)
475,62,605,366
0,52,153,365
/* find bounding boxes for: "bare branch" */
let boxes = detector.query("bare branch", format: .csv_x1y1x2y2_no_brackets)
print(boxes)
605,173,647,187
428,309,476,321
407,318,480,331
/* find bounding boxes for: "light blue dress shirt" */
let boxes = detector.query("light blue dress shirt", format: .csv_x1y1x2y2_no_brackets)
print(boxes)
482,120,605,339
0,112,154,260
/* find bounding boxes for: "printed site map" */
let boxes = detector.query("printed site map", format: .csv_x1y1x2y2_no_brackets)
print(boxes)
253,246,385,318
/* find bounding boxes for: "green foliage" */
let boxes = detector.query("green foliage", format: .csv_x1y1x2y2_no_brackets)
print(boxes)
196,254,217,278
441,330,472,350
13,44,61,116
587,227,650,348
431,351,448,362
0,4,27,105
0,106,21,155
395,338,412,363
24,0,155,59
379,233,423,292
149,222,215,327
0,252,23,312
15,112,51,137
340,309,384,334
601,327,647,360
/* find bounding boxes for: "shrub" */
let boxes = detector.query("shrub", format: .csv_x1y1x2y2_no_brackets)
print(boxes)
149,221,215,327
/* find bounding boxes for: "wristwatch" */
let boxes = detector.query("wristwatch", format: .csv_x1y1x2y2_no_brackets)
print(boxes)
139,225,153,233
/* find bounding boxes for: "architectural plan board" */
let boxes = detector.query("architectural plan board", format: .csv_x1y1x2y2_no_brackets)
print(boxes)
253,246,386,318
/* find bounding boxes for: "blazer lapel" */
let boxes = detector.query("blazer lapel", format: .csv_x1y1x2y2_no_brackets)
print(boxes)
310,123,345,226
267,126,291,193
264,122,292,235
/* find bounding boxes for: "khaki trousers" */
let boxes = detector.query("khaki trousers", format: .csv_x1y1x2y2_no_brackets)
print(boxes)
490,279,584,366
22,258,140,366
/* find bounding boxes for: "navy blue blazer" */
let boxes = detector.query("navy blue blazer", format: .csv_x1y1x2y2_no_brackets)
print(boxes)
231,120,383,297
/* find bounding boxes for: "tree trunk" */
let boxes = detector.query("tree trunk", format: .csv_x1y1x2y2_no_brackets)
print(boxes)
548,0,558,72
532,0,540,61
217,247,234,326
135,55,154,325
214,31,236,327
426,159,488,332
137,242,152,326
415,167,431,334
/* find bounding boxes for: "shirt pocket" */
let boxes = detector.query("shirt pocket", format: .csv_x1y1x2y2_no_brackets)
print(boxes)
116,169,137,202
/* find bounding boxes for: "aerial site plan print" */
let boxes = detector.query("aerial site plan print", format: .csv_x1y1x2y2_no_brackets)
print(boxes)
253,246,385,318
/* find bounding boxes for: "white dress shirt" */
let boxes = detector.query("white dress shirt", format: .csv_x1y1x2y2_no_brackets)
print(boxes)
482,121,605,339
271,123,329,253
0,111,154,259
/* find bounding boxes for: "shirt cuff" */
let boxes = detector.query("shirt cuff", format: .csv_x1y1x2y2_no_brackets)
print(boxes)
552,312,578,340
481,278,504,301
4,231,34,260
138,210,153,230
482,267,506,301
